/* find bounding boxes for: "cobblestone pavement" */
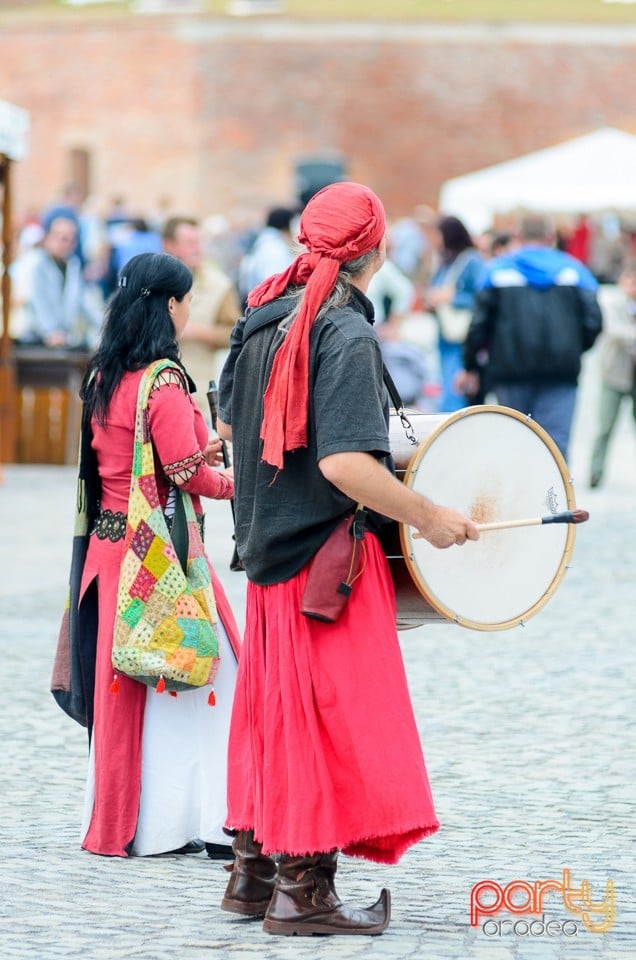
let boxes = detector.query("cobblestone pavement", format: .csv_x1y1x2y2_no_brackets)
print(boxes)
0,347,634,960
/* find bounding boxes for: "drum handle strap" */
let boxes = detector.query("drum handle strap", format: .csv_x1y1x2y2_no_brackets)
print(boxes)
382,364,418,446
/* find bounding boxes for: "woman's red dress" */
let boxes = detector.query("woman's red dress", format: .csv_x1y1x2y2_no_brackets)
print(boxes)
79,368,240,857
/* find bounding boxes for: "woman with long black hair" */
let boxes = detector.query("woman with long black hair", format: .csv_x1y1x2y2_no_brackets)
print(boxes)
73,252,239,857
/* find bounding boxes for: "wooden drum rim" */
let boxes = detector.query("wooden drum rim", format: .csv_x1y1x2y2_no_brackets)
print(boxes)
398,404,577,632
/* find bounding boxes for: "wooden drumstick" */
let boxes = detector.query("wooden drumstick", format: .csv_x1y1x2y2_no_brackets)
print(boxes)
412,509,589,538
477,509,589,532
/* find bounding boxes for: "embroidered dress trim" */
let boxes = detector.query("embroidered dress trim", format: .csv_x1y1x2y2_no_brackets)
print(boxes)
163,450,207,486
151,368,188,392
148,369,209,485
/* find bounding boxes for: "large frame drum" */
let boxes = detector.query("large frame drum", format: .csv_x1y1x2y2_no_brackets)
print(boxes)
385,405,577,631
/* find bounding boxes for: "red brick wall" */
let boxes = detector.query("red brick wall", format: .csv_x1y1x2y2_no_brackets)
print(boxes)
1,17,199,219
2,16,635,224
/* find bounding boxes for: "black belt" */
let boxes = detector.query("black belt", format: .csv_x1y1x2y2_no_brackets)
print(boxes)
91,509,127,541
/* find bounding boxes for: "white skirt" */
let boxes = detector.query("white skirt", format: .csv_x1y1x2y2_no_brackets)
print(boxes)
81,616,238,856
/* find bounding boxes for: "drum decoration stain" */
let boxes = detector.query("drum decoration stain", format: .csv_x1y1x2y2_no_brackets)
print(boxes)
469,495,497,525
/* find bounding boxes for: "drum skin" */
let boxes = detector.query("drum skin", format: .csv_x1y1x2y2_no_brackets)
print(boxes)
385,405,577,632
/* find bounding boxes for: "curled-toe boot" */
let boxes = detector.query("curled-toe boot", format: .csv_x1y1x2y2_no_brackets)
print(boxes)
220,830,277,917
263,851,390,936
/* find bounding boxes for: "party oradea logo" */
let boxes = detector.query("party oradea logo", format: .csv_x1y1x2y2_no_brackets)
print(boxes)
470,869,615,937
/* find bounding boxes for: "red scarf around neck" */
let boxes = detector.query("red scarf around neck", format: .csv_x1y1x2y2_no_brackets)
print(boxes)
248,182,386,470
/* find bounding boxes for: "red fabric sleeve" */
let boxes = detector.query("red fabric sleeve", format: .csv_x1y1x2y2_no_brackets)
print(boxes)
147,374,234,500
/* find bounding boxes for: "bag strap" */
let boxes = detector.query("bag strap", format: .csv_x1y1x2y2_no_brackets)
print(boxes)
351,503,367,540
129,361,199,557
382,362,418,447
131,359,183,479
241,296,299,343
381,362,403,411
442,249,473,292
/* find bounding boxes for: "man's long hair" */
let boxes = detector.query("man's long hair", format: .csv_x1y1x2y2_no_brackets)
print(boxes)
283,248,378,328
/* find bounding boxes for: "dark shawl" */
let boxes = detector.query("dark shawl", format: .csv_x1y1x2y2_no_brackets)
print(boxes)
50,400,100,732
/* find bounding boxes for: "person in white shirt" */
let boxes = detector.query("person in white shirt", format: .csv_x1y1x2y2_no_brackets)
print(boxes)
238,206,296,305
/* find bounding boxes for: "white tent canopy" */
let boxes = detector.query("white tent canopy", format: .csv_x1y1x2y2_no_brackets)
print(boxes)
438,127,636,235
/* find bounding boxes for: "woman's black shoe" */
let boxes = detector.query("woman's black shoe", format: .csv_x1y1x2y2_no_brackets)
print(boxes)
205,842,235,861
164,839,206,855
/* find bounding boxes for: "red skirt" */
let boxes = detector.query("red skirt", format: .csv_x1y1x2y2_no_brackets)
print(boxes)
226,533,439,864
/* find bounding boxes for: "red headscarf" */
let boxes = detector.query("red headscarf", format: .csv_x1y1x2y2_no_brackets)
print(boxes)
248,181,386,470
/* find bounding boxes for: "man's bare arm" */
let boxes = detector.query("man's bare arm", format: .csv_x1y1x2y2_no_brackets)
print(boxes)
319,451,479,550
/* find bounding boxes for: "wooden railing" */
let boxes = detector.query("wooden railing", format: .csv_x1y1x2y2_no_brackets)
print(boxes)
12,346,91,464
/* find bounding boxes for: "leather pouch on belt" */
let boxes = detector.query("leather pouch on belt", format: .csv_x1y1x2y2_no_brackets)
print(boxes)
300,506,367,624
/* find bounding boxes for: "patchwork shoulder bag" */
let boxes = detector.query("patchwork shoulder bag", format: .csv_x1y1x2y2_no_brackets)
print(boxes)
111,359,220,696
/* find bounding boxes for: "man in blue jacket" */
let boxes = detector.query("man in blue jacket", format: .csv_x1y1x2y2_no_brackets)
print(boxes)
462,215,602,461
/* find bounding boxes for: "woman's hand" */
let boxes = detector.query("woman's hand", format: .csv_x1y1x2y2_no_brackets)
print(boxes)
203,437,225,466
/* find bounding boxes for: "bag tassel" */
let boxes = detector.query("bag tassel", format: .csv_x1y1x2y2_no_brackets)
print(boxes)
110,674,120,695
208,689,216,707
156,676,166,694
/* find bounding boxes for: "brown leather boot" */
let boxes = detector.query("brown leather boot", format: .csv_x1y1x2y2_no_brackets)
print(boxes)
263,851,390,936
220,830,277,918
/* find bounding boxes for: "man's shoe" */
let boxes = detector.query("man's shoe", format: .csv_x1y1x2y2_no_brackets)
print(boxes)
263,851,390,936
221,830,277,918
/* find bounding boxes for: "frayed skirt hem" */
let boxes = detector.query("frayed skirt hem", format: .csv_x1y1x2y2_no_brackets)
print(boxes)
223,819,441,865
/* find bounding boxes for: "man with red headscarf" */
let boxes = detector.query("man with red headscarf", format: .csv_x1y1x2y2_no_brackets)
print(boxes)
217,182,478,937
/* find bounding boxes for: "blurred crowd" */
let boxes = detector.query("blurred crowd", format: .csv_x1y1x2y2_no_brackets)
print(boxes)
7,181,636,487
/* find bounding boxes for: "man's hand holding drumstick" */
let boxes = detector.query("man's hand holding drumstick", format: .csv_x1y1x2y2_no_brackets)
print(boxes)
319,451,479,549
413,507,590,538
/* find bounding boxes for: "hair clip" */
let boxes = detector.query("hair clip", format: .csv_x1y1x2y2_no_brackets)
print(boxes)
140,287,151,299
118,276,127,288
